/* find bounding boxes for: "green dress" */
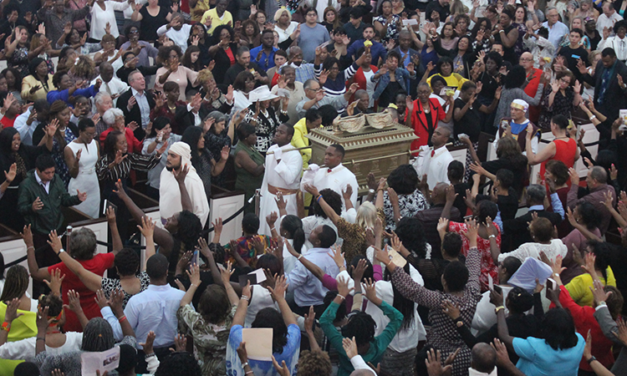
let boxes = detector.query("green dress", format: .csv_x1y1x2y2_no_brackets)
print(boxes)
235,142,264,213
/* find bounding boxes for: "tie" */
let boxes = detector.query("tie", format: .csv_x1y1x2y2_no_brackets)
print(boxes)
431,150,435,157
327,169,332,173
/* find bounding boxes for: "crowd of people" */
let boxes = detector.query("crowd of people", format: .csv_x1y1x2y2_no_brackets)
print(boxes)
1,0,627,375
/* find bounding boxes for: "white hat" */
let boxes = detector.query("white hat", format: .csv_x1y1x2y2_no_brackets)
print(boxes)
249,86,278,103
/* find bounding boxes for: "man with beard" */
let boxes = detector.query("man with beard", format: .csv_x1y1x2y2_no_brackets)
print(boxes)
159,141,209,227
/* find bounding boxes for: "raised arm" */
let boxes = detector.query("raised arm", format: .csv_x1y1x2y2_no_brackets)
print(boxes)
173,164,193,213
268,275,298,327
231,281,251,328
49,232,102,292
179,263,201,307
304,184,341,224
21,225,51,281
65,290,89,329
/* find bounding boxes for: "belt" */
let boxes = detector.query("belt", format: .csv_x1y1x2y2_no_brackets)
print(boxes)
267,184,300,195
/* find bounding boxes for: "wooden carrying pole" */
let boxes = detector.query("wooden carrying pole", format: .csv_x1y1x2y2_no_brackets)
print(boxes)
266,146,313,155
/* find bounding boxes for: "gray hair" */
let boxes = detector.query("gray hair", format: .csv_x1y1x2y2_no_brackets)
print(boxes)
526,184,546,204
69,228,97,260
590,166,608,184
205,110,226,123
103,108,124,126
355,89,368,98
128,69,143,83
94,91,112,106
546,6,558,13
304,79,319,90
280,65,295,74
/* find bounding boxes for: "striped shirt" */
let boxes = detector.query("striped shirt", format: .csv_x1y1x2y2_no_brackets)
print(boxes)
315,62,359,98
96,152,160,183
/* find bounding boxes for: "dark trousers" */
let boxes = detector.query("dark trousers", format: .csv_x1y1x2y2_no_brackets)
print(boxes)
136,346,172,374
289,300,326,320
32,232,63,297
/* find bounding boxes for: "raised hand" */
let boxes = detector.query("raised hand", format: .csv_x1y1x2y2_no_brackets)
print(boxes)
328,245,345,269
64,290,82,313
32,196,44,211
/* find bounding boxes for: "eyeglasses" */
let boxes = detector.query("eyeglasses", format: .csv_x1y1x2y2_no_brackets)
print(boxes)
129,29,139,34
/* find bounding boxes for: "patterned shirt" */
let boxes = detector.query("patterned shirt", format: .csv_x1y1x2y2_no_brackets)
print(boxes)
177,304,236,376
96,152,160,182
382,190,429,232
101,272,150,309
391,247,482,376
449,221,501,291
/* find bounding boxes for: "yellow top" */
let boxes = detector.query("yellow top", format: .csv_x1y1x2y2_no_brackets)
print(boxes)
0,302,37,376
291,117,312,170
21,74,55,103
565,266,616,307
426,73,468,91
190,0,211,22
200,8,233,36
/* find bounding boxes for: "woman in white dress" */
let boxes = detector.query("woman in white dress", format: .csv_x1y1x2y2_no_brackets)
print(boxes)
90,0,131,41
64,119,100,218
273,8,298,44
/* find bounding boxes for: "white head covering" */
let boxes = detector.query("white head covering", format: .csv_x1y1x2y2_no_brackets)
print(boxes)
249,86,278,102
511,99,529,111
169,141,195,172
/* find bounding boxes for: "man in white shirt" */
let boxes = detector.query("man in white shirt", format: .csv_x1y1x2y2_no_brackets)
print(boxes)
542,7,570,49
156,13,193,53
597,1,624,37
259,124,303,235
91,62,129,107
599,20,627,62
285,224,341,316
301,144,358,211
14,100,49,146
101,254,186,373
159,141,210,227
414,126,455,190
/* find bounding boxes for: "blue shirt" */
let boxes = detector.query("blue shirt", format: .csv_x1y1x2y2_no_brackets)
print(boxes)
250,46,279,72
101,284,186,348
226,324,301,376
346,40,388,67
513,333,585,376
285,247,342,307
47,85,98,106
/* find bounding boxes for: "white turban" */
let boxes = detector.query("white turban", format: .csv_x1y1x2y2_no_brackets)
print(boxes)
169,142,195,172
511,99,529,111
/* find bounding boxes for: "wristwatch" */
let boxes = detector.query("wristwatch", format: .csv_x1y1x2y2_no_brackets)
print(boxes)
586,356,597,364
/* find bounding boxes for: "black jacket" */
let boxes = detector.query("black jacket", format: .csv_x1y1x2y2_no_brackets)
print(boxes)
223,61,267,87
582,59,627,121
503,209,562,252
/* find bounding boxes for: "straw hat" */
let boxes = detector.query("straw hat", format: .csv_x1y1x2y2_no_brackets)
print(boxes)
249,86,278,102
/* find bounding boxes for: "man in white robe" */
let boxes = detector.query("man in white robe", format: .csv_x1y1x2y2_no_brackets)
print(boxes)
259,124,303,235
413,126,454,190
300,144,358,211
159,142,210,227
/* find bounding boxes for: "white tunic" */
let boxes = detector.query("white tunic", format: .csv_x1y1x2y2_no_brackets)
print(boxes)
300,163,358,212
67,139,100,218
90,1,130,40
159,168,210,227
259,144,303,235
413,146,454,190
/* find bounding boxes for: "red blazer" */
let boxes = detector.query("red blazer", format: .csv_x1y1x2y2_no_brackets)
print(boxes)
410,98,446,152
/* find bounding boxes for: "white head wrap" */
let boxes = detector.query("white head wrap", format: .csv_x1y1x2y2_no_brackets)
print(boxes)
511,99,529,111
169,142,195,172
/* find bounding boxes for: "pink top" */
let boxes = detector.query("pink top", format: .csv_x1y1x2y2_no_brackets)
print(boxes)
154,66,200,101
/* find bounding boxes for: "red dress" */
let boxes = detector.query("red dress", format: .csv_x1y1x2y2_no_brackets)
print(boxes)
48,253,115,332
449,221,501,292
410,98,447,153
539,138,577,178
525,68,542,122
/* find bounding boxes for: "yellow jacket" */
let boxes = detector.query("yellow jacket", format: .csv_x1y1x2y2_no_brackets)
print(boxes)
565,266,616,307
0,302,37,376
21,74,54,103
201,8,233,35
291,117,312,170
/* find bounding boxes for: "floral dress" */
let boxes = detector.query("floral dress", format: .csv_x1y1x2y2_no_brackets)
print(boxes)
336,208,386,263
101,272,150,309
8,45,29,78
205,131,232,188
244,106,289,154
53,127,77,187
177,304,236,376
382,190,429,232
538,87,575,130
374,14,401,41
449,221,501,292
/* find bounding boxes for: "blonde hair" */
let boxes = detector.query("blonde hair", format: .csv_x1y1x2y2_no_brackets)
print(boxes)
356,201,377,231
197,68,214,85
274,8,292,23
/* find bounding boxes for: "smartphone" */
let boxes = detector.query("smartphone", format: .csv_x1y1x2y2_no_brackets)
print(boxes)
546,278,556,290
102,200,118,215
493,285,502,294
572,54,581,60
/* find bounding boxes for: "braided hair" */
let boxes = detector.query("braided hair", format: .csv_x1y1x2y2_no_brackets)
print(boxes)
81,318,115,352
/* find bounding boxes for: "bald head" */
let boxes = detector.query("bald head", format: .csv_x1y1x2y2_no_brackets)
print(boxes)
471,343,496,374
520,52,534,69
432,183,449,204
